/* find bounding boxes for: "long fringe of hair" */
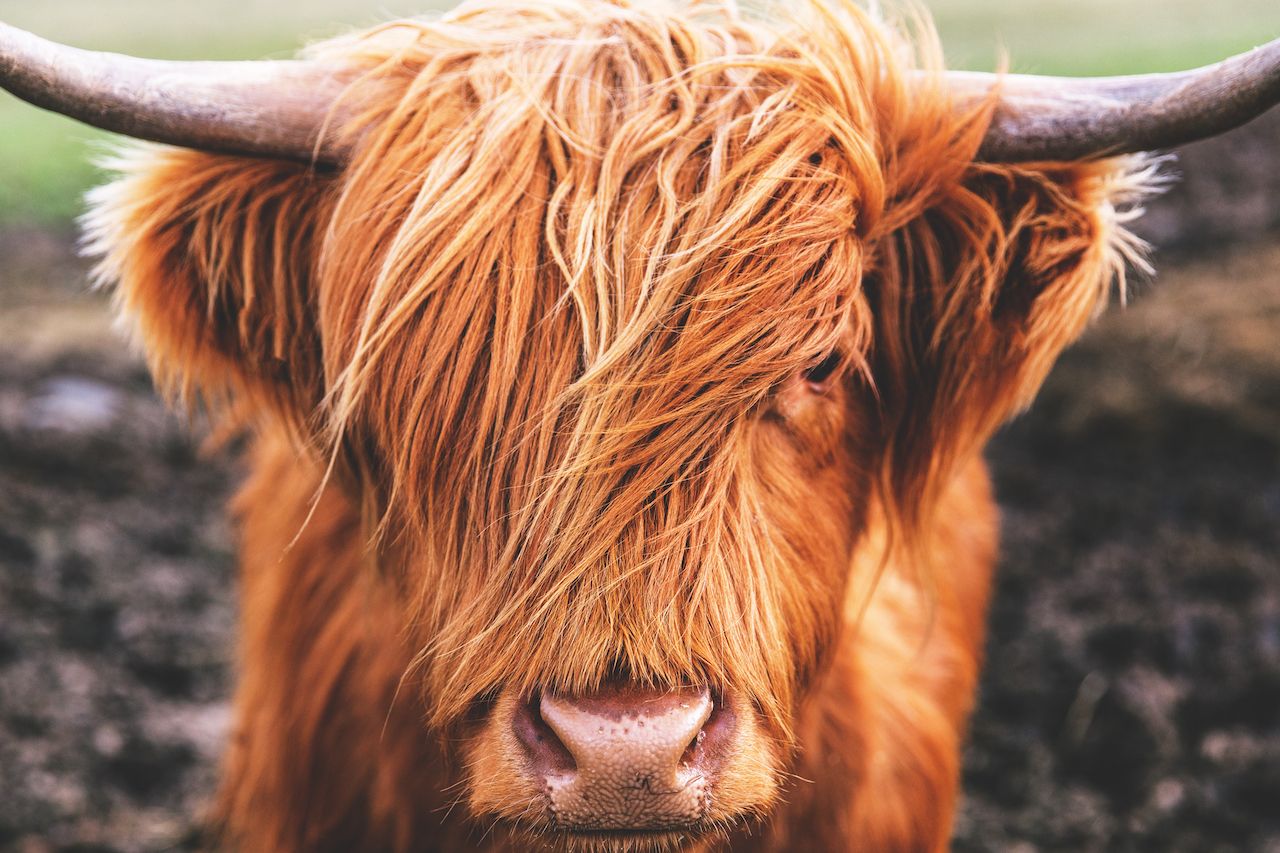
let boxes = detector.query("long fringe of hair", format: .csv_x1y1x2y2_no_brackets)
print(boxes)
83,0,1154,740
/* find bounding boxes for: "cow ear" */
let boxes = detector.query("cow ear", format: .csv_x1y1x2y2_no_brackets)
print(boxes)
868,157,1155,515
83,146,336,432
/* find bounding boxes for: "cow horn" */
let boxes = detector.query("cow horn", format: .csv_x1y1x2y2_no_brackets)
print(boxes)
0,21,349,166
4,21,1278,167
960,37,1280,162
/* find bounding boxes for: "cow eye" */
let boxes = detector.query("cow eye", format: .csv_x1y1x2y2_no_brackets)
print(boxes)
803,351,842,390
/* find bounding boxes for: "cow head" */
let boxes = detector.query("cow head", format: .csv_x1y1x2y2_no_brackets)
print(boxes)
5,0,1277,848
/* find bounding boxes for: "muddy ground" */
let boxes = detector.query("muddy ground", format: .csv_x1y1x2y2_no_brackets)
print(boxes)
1,116,1278,852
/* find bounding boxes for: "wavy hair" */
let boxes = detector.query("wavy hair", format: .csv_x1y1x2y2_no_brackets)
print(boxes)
83,1,1153,829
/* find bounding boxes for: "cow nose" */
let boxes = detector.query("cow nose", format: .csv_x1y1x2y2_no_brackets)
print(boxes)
514,685,727,831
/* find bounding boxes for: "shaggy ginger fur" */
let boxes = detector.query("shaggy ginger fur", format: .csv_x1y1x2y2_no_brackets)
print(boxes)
83,0,1153,849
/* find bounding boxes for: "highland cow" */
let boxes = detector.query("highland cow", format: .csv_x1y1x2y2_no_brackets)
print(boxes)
2,1,1277,850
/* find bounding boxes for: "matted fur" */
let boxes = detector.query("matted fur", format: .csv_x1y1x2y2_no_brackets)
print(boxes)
82,0,1155,849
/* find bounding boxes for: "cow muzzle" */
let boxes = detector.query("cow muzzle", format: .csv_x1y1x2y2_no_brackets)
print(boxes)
466,681,777,844
512,684,729,831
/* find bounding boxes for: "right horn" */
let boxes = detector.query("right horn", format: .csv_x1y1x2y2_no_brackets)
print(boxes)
951,37,1280,163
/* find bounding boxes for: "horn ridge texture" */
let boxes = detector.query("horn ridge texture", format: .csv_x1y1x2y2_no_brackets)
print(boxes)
0,21,349,165
955,37,1280,161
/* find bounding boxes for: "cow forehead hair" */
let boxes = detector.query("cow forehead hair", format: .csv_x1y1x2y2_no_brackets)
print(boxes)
282,0,986,720
80,0,1152,735
314,0,971,487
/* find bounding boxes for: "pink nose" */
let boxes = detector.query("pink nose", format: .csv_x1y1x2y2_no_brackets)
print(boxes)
514,685,728,831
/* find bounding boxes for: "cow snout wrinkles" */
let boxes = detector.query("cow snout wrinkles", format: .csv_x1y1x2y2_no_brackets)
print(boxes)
515,685,729,831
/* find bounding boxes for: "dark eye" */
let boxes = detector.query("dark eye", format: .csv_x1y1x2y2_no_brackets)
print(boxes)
803,351,842,390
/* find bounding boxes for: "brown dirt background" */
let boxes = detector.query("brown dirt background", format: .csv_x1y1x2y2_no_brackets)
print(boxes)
1,112,1278,851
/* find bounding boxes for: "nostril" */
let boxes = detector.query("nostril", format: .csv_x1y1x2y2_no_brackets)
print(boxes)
680,728,706,766
513,693,575,776
677,690,733,772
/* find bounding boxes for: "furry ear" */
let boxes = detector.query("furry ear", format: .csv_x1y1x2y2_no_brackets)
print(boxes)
83,146,337,432
868,156,1154,530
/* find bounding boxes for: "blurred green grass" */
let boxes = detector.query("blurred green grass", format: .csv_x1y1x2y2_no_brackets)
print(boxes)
0,0,440,227
929,0,1276,75
0,0,1276,228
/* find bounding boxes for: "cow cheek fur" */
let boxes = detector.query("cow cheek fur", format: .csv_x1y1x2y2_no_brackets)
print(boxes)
766,459,998,853
214,436,437,849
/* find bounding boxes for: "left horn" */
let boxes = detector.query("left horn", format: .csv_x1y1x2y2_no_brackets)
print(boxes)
956,37,1280,162
0,21,350,166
